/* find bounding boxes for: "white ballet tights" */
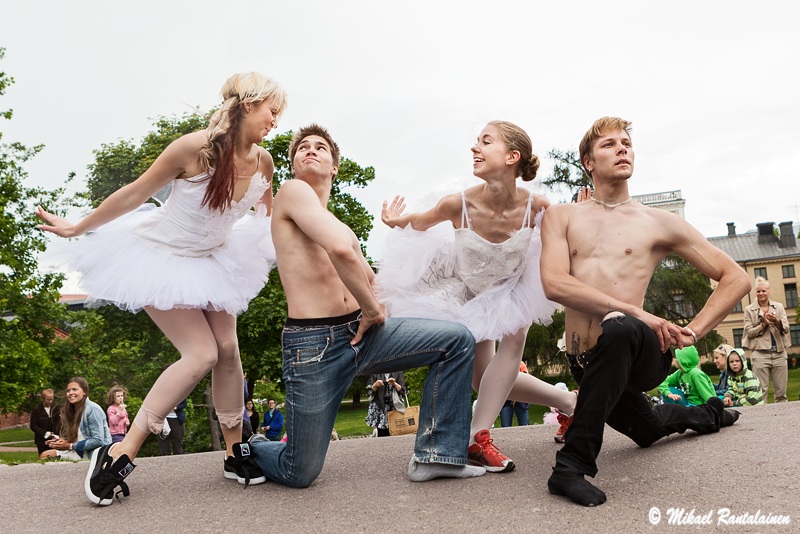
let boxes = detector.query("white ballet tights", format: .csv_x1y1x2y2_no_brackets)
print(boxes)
469,327,576,443
117,307,244,460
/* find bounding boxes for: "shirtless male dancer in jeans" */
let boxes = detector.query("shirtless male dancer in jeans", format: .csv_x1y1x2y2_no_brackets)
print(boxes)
238,124,485,486
540,117,751,507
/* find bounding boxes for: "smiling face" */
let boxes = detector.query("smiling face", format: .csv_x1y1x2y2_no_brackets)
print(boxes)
755,282,771,305
583,128,634,184
713,349,728,371
65,381,87,406
471,124,516,178
242,100,279,144
291,134,338,181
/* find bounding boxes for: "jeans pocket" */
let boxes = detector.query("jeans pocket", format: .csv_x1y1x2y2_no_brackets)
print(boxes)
284,336,331,367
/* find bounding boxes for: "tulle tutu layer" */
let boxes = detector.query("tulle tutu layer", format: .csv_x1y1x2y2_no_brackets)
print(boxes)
376,218,559,341
59,205,275,315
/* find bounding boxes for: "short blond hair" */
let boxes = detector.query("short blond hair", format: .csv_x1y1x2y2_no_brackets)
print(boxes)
578,117,633,178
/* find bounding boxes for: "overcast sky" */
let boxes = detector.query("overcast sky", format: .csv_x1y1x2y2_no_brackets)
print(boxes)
5,1,800,291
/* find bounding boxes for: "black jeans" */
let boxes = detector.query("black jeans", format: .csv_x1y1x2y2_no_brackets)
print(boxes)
556,314,720,477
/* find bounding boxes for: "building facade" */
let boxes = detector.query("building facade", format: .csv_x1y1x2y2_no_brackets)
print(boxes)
708,221,799,356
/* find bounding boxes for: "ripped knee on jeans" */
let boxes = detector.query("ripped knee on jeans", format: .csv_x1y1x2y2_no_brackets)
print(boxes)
601,311,625,324
216,408,244,429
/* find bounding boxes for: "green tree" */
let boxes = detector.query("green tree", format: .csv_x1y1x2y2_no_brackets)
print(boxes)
0,48,78,412
542,148,591,198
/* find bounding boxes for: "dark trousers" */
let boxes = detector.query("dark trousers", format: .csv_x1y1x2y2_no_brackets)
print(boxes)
158,418,185,455
556,314,720,477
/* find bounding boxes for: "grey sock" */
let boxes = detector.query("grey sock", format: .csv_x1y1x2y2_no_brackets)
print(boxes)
407,458,486,482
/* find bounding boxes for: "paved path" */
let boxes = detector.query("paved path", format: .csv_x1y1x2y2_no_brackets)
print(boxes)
1,402,798,533
0,440,37,453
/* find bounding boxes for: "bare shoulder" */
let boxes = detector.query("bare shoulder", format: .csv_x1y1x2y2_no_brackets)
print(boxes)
433,191,463,220
531,192,550,211
256,145,275,173
170,131,208,154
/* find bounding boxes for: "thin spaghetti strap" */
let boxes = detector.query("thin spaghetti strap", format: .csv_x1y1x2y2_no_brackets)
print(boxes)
521,194,534,228
460,191,472,230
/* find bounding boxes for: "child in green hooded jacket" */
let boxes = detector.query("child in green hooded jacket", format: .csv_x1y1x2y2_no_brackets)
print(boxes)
657,346,716,406
723,348,764,406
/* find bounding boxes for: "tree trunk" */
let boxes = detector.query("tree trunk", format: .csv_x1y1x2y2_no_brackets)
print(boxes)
352,389,361,409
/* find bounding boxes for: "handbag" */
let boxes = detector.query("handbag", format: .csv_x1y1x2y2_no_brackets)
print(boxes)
387,394,419,436
391,388,406,413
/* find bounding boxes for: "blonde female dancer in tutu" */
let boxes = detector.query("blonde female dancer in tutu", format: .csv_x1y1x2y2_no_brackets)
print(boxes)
379,121,577,472
36,72,286,505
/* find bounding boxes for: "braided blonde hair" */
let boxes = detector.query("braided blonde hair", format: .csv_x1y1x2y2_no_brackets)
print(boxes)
199,72,287,211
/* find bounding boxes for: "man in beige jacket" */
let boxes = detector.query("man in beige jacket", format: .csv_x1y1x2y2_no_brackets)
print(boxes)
742,277,791,402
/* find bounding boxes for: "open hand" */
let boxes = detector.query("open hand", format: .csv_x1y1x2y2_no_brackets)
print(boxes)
381,196,406,228
35,206,79,238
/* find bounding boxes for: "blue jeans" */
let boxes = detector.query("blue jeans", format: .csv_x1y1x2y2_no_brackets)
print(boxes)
249,315,476,488
499,401,530,427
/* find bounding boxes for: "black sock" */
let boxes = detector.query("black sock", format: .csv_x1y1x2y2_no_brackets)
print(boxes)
548,467,607,507
721,408,740,427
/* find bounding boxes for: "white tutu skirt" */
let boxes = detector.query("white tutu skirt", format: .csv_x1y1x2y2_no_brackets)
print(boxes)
58,205,275,315
376,218,559,342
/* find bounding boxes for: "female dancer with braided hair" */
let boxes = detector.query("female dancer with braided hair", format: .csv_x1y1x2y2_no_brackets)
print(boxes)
379,121,577,473
36,72,286,505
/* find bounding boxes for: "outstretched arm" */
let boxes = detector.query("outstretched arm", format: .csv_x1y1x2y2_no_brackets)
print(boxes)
381,194,459,230
36,132,204,237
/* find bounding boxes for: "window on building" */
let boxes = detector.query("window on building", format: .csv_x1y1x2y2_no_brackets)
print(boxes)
733,328,744,348
785,283,798,308
783,265,796,278
754,267,767,279
791,325,800,347
732,301,742,313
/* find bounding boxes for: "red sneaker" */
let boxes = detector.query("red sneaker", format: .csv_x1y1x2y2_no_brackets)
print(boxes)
467,429,515,473
554,413,572,444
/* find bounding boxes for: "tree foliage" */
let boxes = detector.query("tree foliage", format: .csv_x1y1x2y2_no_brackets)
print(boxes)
644,253,724,353
542,148,592,198
0,48,80,412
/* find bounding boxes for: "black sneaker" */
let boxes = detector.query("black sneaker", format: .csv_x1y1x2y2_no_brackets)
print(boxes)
223,442,266,488
85,444,136,506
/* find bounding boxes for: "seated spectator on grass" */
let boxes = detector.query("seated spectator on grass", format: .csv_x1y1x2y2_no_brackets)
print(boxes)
723,348,764,407
712,344,733,396
657,346,716,406
41,377,111,460
30,388,61,456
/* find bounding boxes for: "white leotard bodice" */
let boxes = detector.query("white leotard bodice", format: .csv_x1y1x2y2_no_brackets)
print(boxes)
133,171,268,257
453,191,534,296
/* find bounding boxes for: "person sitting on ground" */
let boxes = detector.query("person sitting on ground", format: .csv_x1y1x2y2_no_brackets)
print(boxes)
657,346,717,406
30,388,61,456
723,348,764,407
41,377,111,460
260,399,284,441
712,344,732,396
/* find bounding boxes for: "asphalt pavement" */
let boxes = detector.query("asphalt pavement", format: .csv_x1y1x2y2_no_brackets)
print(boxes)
1,402,798,533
